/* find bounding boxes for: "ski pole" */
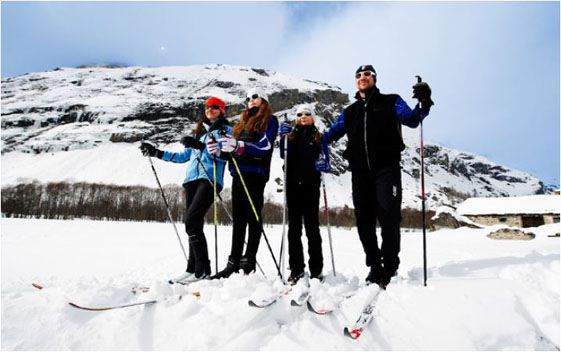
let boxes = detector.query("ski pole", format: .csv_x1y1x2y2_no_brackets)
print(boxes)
230,156,283,280
321,172,336,276
213,159,218,273
420,119,427,287
279,114,289,280
193,153,266,277
415,75,428,287
147,156,189,264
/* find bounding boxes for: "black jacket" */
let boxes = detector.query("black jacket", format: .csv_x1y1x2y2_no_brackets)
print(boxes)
342,87,405,171
281,125,321,186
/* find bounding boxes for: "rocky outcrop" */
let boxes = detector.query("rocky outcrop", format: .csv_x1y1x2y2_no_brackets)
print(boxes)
430,205,482,230
487,228,536,240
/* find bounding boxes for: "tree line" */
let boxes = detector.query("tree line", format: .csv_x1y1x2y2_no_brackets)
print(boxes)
1,182,433,228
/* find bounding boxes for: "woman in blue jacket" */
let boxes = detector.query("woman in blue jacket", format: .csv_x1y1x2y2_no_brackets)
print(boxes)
140,97,231,281
212,88,279,278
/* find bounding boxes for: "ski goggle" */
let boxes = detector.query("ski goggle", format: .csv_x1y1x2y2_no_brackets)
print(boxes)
297,112,312,117
355,71,374,79
205,105,221,110
245,94,260,103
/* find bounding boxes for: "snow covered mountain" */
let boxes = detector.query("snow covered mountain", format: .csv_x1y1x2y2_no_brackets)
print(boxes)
1,64,548,209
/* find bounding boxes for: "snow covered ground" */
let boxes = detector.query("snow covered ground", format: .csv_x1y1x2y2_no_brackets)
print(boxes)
1,218,559,350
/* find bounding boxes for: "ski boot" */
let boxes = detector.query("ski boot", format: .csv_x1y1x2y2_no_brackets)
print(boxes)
210,256,239,279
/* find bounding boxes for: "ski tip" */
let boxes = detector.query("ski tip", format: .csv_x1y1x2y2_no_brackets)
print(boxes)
290,300,301,307
306,300,316,313
248,299,273,308
306,300,331,315
344,327,362,340
68,302,112,311
32,283,44,290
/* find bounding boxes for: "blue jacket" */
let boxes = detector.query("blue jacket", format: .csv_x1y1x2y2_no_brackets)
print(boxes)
161,118,232,189
230,115,279,181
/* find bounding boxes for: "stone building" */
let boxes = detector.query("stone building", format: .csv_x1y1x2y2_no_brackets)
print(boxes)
456,194,560,228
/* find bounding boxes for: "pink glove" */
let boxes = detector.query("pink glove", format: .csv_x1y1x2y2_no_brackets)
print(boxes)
206,139,221,157
218,135,245,155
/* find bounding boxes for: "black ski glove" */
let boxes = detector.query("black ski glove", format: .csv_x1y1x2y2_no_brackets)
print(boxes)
139,141,164,159
412,79,434,114
180,136,205,151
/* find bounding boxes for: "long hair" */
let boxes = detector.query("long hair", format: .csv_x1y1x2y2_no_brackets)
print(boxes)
192,114,227,136
232,101,273,138
288,124,322,146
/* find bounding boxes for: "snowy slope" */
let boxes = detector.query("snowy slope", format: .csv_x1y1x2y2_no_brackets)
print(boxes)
1,64,548,209
1,218,559,350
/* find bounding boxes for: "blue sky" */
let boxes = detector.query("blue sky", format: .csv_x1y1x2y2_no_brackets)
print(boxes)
2,1,559,186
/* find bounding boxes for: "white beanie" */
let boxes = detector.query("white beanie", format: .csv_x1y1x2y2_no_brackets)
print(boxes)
295,105,315,122
246,87,268,104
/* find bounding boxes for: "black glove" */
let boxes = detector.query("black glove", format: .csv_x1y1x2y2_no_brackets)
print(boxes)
412,78,434,114
180,136,205,151
139,141,164,158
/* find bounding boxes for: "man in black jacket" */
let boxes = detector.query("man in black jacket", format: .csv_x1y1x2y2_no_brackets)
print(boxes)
321,65,433,289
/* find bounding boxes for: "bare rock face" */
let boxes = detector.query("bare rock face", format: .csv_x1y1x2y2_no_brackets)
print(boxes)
487,228,536,240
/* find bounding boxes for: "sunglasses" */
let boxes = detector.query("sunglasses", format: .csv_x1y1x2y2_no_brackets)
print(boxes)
355,71,374,79
297,112,312,117
205,105,221,110
245,94,260,103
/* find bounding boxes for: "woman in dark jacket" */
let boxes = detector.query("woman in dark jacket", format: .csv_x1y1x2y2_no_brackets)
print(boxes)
212,88,279,279
279,105,329,284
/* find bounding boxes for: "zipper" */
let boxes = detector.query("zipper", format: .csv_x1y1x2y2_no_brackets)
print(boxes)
363,94,374,171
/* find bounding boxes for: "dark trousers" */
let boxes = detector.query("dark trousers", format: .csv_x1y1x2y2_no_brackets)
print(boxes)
351,162,402,276
184,179,215,270
230,173,266,260
287,182,323,277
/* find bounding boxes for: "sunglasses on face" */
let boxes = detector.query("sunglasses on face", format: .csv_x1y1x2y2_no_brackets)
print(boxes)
297,112,312,117
355,71,374,79
245,94,260,103
205,105,221,110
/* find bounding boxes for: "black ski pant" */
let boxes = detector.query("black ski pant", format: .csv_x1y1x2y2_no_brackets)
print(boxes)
230,172,266,261
286,181,323,277
183,179,217,272
351,162,402,278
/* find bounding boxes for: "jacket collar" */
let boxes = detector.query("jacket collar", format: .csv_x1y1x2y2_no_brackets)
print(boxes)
354,86,380,102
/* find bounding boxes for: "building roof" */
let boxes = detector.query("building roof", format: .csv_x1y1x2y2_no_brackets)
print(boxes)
457,194,560,216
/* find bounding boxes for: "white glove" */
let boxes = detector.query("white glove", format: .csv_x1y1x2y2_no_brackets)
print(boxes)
207,139,221,157
218,135,239,153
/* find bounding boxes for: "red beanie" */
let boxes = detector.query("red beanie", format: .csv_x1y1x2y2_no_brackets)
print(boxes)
205,97,226,116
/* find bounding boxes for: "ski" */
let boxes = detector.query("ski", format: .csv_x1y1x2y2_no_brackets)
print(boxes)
68,292,200,312
343,287,383,339
306,300,333,315
35,282,151,295
131,286,151,294
34,279,195,295
248,286,292,308
290,290,311,307
306,291,357,315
